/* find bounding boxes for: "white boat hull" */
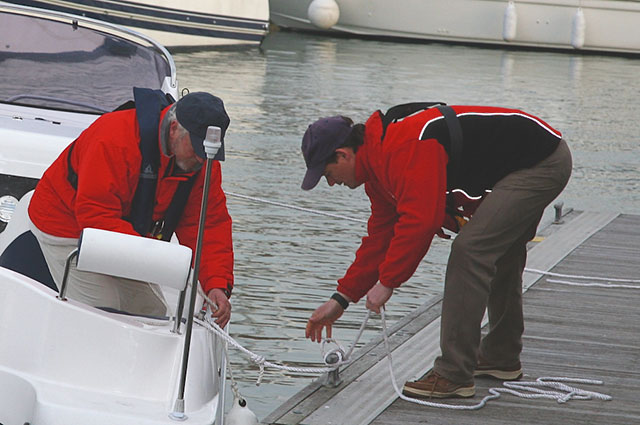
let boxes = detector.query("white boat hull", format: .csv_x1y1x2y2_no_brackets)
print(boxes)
0,266,223,424
270,0,640,55
7,0,270,47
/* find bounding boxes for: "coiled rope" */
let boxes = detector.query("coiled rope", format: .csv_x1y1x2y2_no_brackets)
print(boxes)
378,308,612,410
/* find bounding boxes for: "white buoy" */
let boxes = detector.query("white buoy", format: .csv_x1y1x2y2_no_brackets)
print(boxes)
571,8,586,49
503,1,517,41
225,397,259,425
307,0,340,30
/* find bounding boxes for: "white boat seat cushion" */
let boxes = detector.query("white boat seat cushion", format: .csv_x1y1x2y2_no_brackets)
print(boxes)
76,228,192,291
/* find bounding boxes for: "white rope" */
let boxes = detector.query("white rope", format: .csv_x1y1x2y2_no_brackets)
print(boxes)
379,308,612,410
546,278,640,289
525,268,640,283
225,191,367,224
216,192,622,406
195,284,371,386
226,191,640,287
525,268,640,289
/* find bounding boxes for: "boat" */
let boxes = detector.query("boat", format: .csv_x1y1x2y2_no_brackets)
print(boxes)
269,0,640,55
0,4,236,423
3,0,270,48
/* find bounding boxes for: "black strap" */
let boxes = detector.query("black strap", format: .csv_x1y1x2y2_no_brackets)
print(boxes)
380,102,446,140
153,174,199,241
66,142,78,189
435,105,464,189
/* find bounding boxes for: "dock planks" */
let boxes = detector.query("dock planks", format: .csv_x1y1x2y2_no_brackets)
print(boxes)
264,211,640,425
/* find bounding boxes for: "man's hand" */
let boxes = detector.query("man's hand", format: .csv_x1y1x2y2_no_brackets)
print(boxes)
365,282,393,314
206,288,231,328
305,299,345,343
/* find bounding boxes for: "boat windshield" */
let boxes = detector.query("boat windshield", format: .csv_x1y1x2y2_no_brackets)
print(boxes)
0,8,172,114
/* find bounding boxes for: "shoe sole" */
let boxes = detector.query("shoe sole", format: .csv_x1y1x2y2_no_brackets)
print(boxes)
474,368,523,381
402,385,475,399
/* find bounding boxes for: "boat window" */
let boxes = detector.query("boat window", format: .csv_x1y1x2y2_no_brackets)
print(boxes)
0,10,172,113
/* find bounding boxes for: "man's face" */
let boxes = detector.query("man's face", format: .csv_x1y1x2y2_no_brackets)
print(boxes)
323,148,359,189
169,122,204,172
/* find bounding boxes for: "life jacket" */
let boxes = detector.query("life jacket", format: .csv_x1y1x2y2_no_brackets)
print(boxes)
379,102,477,232
379,102,462,189
66,87,198,241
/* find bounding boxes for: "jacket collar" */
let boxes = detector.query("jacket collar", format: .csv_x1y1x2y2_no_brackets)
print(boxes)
355,110,384,184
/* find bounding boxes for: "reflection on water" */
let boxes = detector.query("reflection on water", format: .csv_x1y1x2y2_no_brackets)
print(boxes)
172,32,640,419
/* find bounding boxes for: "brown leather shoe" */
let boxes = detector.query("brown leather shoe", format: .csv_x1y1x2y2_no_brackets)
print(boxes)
402,370,475,399
474,357,523,381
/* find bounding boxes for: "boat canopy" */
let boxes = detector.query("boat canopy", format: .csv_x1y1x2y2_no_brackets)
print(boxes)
0,5,175,114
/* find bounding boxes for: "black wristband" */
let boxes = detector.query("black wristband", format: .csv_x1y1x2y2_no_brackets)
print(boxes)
331,292,349,310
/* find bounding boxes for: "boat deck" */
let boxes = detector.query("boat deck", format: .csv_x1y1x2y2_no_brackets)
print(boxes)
263,211,640,425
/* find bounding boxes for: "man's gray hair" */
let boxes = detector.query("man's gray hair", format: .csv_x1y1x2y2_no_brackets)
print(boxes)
159,103,187,153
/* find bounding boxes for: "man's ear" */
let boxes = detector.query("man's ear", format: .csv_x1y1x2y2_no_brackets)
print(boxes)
168,120,179,137
335,147,354,160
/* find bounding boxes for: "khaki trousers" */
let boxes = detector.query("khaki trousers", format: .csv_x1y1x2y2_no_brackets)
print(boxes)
29,220,168,317
433,139,572,383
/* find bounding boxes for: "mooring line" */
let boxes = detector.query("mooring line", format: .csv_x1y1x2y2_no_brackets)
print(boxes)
217,192,631,409
226,191,640,286
196,285,371,385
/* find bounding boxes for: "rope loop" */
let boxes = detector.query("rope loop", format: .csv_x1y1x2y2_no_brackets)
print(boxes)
321,338,346,365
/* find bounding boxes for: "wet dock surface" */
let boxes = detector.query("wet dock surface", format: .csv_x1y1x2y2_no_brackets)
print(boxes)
263,211,640,425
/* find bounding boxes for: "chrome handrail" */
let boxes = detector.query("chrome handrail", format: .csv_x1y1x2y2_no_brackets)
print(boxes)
57,248,79,301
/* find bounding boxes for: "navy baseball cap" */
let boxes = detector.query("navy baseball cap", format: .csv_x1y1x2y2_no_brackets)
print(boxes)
301,116,353,190
176,92,230,160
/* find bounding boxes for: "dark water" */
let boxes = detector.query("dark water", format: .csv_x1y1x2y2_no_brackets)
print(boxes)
172,31,640,419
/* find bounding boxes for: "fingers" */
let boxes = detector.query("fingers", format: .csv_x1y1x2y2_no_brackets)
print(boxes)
365,298,381,314
211,301,231,328
305,300,344,343
206,288,231,328
305,317,327,343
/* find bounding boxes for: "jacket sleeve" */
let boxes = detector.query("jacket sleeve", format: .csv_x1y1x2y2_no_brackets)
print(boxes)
73,135,140,236
336,182,397,302
175,161,234,295
337,139,447,301
378,139,447,288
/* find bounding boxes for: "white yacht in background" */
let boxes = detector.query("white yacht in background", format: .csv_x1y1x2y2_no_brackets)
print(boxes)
269,0,640,55
0,4,232,423
4,0,270,48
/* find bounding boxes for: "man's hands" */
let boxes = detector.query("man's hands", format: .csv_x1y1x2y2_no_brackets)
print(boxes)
305,298,345,342
206,288,231,328
365,282,393,313
306,284,395,342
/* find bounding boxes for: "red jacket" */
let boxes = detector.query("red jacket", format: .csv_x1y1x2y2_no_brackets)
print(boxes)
336,111,448,302
28,107,234,294
337,106,562,301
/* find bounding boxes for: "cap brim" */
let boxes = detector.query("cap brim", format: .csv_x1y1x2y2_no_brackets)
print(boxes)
301,162,325,190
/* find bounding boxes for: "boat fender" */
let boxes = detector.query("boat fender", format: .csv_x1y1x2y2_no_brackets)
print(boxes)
503,1,517,42
308,0,340,30
225,397,259,425
571,8,586,49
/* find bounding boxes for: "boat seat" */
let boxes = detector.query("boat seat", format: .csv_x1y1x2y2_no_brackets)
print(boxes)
0,230,57,292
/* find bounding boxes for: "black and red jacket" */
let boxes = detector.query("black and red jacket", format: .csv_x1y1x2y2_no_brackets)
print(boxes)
337,106,562,301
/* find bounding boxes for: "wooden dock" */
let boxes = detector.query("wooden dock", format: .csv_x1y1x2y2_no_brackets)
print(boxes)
263,211,640,425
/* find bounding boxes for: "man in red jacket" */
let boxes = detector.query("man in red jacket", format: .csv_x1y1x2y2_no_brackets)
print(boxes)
28,90,234,326
301,105,572,398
